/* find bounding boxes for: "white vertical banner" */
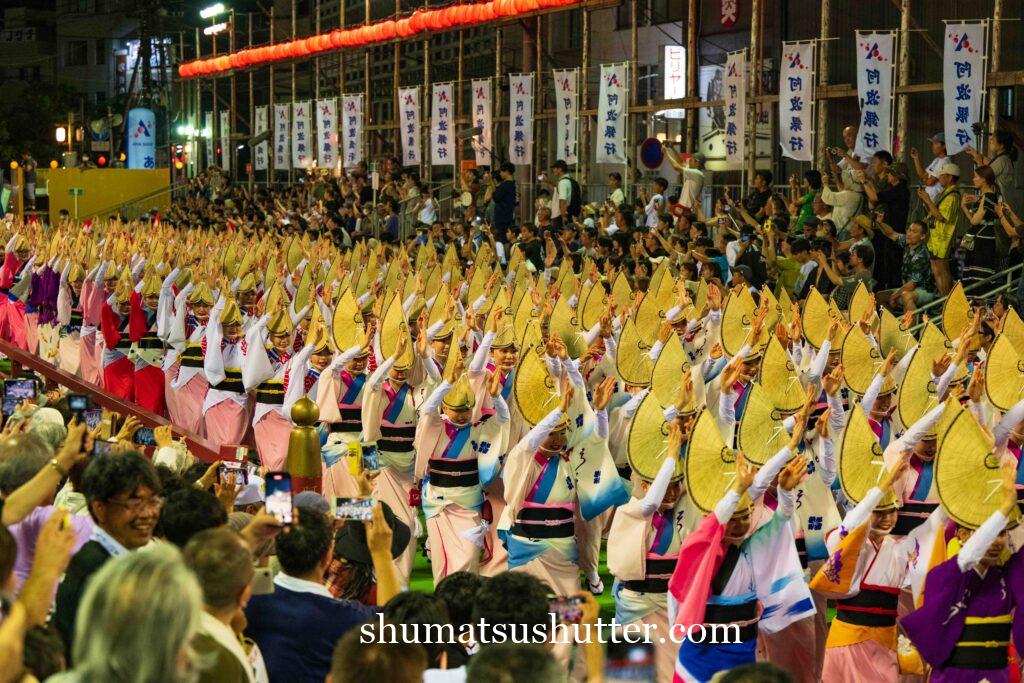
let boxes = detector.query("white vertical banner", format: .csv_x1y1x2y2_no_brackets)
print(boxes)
779,41,816,162
204,111,213,168
596,63,627,164
943,22,988,155
723,50,746,164
553,68,579,164
316,98,338,169
398,87,421,166
219,110,230,171
471,79,492,166
273,104,290,171
431,82,455,166
341,95,363,170
292,101,312,169
508,73,533,166
254,105,269,171
854,32,896,157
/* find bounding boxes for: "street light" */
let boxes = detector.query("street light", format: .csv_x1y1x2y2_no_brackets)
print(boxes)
203,22,229,36
55,127,67,143
199,3,226,19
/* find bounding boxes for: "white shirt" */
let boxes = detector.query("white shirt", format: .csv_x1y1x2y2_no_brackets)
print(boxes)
418,198,438,225
552,176,572,219
679,167,705,209
645,194,664,228
924,156,950,201
609,187,625,208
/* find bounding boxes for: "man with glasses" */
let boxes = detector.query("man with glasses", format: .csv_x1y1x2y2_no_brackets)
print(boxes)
54,450,162,656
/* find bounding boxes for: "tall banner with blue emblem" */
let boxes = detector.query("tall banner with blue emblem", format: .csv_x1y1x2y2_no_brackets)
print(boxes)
943,21,988,155
126,107,156,169
854,32,896,158
778,41,815,162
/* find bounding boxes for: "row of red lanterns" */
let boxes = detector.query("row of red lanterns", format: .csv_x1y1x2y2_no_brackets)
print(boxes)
179,0,579,78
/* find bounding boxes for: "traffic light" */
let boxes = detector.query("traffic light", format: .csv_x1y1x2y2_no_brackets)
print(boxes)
97,155,107,167
216,145,222,156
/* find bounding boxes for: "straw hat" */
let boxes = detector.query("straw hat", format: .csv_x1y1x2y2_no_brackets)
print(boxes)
267,308,293,337
848,281,873,329
616,317,654,387
1002,307,1024,354
840,403,899,511
720,286,757,358
984,334,1024,411
758,336,805,413
379,293,414,369
610,271,633,310
685,409,750,515
466,263,493,315
139,271,161,298
634,289,667,346
651,334,688,407
879,308,916,361
627,391,685,483
941,282,978,350
737,383,792,466
425,290,456,341
777,287,794,325
513,342,560,427
579,280,607,332
936,408,1020,530
221,298,243,327
187,281,214,306
221,241,240,279
841,326,885,396
442,374,475,411
895,346,940,434
307,302,331,353
550,295,586,359
332,288,365,353
113,265,133,303
293,264,314,315
285,236,304,272
263,282,289,318
802,287,832,350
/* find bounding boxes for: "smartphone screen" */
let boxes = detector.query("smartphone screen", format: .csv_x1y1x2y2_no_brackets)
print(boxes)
82,409,103,430
334,497,375,521
132,427,156,447
219,461,250,486
2,397,17,416
92,440,115,458
265,471,293,524
67,394,89,411
361,447,380,473
4,378,36,400
549,596,583,624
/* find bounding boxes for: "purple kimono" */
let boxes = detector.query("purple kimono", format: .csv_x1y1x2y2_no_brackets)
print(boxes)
901,552,1024,682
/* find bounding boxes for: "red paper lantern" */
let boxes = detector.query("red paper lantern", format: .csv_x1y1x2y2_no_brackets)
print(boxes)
329,29,343,47
381,19,397,40
409,9,426,32
425,9,442,30
480,2,496,20
215,56,230,71
396,18,413,37
178,63,190,78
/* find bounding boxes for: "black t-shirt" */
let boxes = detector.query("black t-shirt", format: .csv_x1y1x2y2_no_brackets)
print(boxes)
492,180,517,227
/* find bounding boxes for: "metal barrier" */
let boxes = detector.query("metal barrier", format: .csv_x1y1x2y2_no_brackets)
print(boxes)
909,263,1024,335
0,338,220,462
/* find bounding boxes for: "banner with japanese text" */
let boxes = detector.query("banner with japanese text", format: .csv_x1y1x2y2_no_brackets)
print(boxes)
431,82,455,166
854,32,895,157
778,41,815,162
273,104,290,171
219,110,230,171
508,74,533,166
553,68,579,165
254,105,268,171
291,101,312,169
340,95,362,170
204,111,213,168
315,98,338,169
398,87,421,166
724,50,746,164
470,79,492,167
943,22,987,155
596,63,627,164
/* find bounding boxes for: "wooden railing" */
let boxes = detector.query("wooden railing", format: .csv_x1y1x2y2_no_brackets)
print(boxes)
0,338,220,462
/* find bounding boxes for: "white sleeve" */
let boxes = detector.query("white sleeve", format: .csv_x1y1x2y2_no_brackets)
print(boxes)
957,511,1008,572
894,403,945,451
581,322,602,347
839,486,885,533
718,389,736,434
524,408,565,451
283,345,315,409
469,331,495,376
203,305,226,386
995,399,1024,449
367,355,397,390
420,380,452,416
564,358,585,389
935,362,958,399
328,344,364,374
861,373,884,417
595,408,609,439
827,391,846,435
817,437,836,486
714,490,742,524
425,319,445,340
638,457,677,517
648,339,665,361
493,394,511,424
621,388,650,420
749,446,793,502
808,339,831,382
776,485,796,518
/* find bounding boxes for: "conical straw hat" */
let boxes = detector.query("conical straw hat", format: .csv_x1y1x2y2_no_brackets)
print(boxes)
848,281,873,328
720,286,757,358
380,293,414,369
610,271,633,310
802,287,831,349
616,317,654,387
651,333,688,407
758,336,805,413
896,345,942,432
941,281,975,342
513,340,560,428
466,263,493,314
1002,307,1024,354
840,403,899,511
879,307,916,361
985,334,1024,411
426,290,457,340
841,326,883,396
736,382,792,466
579,280,607,332
285,236,304,272
332,288,365,352
936,408,1020,530
628,391,685,483
550,295,586,359
634,289,666,347
685,409,740,514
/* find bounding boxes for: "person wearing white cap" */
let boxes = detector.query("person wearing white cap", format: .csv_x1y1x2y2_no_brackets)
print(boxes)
915,160,962,296
910,133,949,202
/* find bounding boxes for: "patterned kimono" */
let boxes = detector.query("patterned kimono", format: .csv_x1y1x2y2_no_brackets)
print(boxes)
202,306,250,448
129,292,166,415
100,297,134,400
241,315,294,471
0,249,32,350
55,264,84,376
319,356,369,500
